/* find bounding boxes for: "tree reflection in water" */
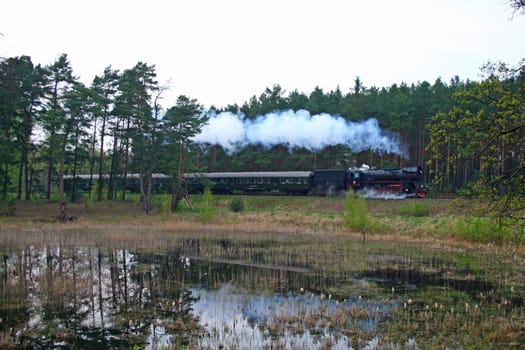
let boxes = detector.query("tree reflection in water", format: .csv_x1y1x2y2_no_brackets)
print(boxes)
0,246,200,349
0,241,393,350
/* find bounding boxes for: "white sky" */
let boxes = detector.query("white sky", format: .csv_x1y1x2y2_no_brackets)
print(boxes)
1,0,524,109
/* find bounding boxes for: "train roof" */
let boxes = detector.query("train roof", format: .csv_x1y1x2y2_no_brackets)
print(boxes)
64,173,171,179
205,171,313,178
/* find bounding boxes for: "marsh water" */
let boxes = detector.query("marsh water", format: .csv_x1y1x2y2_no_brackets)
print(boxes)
0,234,523,349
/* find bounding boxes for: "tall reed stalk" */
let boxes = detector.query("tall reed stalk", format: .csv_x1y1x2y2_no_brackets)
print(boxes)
344,192,368,231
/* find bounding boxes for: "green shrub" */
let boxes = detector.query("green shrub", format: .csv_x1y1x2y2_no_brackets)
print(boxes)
84,195,94,212
83,192,96,213
0,198,16,216
455,217,513,243
412,202,429,216
50,192,61,202
84,184,95,212
159,196,172,216
199,187,216,223
456,217,489,241
345,192,367,230
229,197,245,213
399,201,429,217
398,202,409,216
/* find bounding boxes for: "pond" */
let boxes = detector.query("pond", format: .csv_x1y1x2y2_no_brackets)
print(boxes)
0,233,523,349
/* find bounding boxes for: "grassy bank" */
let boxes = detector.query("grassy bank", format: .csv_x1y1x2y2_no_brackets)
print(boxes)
1,195,523,253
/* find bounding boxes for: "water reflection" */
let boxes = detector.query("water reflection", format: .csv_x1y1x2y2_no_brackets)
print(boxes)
0,237,523,349
192,283,390,349
0,246,198,349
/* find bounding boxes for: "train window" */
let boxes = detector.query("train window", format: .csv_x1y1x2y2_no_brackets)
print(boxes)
264,178,271,184
257,178,263,184
250,178,256,184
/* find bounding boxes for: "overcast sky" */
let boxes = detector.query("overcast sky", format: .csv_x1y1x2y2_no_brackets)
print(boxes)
1,0,524,109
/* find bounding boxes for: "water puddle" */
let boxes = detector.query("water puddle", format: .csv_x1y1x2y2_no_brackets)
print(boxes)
0,236,523,349
190,283,390,349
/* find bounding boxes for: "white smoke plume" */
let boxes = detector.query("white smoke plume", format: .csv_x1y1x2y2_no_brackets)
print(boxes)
193,109,406,158
354,188,409,200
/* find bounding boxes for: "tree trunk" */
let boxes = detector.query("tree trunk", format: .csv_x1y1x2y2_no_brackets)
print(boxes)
89,116,97,198
1,163,7,200
107,121,120,200
211,146,216,171
25,146,31,201
138,155,146,212
71,135,79,203
121,118,131,201
46,160,53,200
58,147,67,221
97,115,107,201
27,147,37,200
17,150,24,200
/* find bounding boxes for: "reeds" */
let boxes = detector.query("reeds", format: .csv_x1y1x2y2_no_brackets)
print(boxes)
0,236,523,349
4,197,524,248
192,285,384,349
0,197,524,348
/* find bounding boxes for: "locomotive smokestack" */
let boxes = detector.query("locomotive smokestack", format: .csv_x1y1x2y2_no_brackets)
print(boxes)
193,109,407,158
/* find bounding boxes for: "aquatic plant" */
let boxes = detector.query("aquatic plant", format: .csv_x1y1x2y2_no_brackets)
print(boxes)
344,192,368,231
199,187,216,223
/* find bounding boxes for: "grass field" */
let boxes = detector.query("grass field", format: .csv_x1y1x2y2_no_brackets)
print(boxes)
2,194,523,252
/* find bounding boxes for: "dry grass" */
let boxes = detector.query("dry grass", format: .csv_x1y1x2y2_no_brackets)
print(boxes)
1,197,522,255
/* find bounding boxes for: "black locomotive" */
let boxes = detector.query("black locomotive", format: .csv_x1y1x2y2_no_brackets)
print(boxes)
65,166,426,198
346,166,427,198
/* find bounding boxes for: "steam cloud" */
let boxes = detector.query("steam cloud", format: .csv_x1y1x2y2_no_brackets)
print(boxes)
193,109,406,157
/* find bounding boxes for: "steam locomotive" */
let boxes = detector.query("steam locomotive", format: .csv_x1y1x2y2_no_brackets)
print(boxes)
65,166,426,198
346,166,427,198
